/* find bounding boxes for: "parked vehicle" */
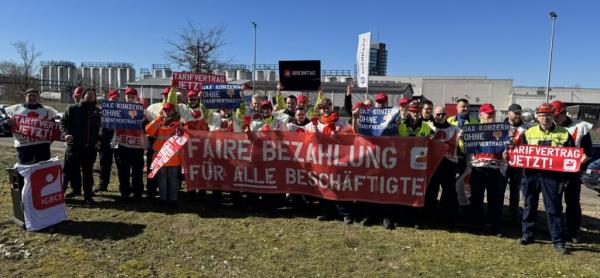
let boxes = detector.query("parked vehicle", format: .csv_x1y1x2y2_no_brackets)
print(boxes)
0,108,12,136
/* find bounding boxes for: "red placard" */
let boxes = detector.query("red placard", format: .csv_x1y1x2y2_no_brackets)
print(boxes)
182,130,447,206
12,115,63,142
507,145,585,172
172,72,226,91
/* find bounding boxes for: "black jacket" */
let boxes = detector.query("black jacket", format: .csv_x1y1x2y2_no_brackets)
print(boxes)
60,102,101,147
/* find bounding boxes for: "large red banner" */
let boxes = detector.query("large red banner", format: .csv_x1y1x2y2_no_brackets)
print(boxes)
12,115,63,142
182,130,447,206
172,72,226,91
507,145,585,172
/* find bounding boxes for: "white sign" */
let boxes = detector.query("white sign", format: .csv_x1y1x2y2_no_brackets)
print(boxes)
16,158,67,231
356,32,371,88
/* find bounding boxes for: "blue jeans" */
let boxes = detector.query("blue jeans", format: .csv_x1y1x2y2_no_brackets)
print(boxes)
522,174,565,244
158,166,180,201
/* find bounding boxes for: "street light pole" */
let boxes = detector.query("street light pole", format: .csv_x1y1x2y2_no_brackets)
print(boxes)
545,12,558,103
251,21,257,95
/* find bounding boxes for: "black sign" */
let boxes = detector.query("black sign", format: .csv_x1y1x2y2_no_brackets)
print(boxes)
278,60,321,91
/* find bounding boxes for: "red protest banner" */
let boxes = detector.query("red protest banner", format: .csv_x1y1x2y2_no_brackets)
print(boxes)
148,132,189,179
172,72,226,91
12,115,63,142
182,130,447,206
507,145,585,172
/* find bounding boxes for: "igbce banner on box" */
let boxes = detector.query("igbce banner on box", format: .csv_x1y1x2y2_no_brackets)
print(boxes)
201,84,242,109
11,115,63,142
279,60,321,91
101,101,144,129
182,130,447,206
507,145,585,172
172,72,226,91
357,107,400,136
463,123,510,153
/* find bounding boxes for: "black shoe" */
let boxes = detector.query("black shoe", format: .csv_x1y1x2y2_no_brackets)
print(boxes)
65,191,81,198
553,243,571,255
519,237,534,245
383,218,395,230
343,216,353,225
84,198,96,205
115,196,129,204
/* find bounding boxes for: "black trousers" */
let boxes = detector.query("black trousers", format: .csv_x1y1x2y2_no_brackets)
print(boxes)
424,159,458,221
146,138,157,198
115,146,145,198
64,145,97,199
16,143,51,164
505,166,524,216
470,167,505,232
98,145,116,189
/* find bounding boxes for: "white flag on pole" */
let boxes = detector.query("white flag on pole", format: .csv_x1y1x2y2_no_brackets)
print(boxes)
356,32,371,88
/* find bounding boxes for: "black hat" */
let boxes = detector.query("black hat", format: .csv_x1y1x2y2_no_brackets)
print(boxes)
508,103,522,112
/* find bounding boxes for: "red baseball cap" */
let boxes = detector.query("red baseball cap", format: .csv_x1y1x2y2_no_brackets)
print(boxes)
297,95,307,103
73,86,83,97
399,97,410,107
162,87,171,96
551,100,566,115
408,101,420,112
108,90,120,100
375,93,388,103
124,87,137,96
352,101,363,110
162,102,175,112
536,103,555,114
479,103,496,114
261,100,273,109
187,90,198,98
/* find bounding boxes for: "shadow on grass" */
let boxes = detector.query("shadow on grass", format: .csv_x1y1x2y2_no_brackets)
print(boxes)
38,220,145,241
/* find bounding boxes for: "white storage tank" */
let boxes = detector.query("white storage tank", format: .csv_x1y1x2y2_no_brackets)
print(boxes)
267,70,277,81
255,70,265,81
340,76,353,83
325,76,337,82
226,70,237,81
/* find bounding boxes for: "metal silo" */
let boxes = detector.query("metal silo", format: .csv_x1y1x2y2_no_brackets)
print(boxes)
267,70,277,81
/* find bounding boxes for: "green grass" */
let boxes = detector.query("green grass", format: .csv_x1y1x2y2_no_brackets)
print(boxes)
0,145,599,277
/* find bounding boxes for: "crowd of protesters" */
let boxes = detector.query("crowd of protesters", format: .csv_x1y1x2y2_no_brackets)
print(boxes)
3,82,593,255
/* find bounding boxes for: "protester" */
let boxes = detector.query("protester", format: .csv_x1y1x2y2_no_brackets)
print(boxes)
421,99,434,123
502,103,529,222
287,107,310,129
399,101,432,136
113,87,147,203
60,88,101,204
448,98,478,208
425,106,460,226
467,103,506,236
4,88,58,164
551,100,593,243
520,103,574,254
274,82,297,122
97,89,119,192
307,97,355,224
249,100,287,131
145,102,182,207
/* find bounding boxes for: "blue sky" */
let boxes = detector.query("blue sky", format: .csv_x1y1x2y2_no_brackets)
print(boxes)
1,0,599,87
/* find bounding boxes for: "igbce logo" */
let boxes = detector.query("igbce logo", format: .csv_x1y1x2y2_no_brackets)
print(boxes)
410,147,428,170
31,165,64,210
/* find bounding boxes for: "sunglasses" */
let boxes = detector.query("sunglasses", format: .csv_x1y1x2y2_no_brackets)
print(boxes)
435,113,447,116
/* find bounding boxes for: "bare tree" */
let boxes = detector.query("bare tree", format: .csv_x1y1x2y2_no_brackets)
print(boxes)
164,22,226,73
13,41,42,91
